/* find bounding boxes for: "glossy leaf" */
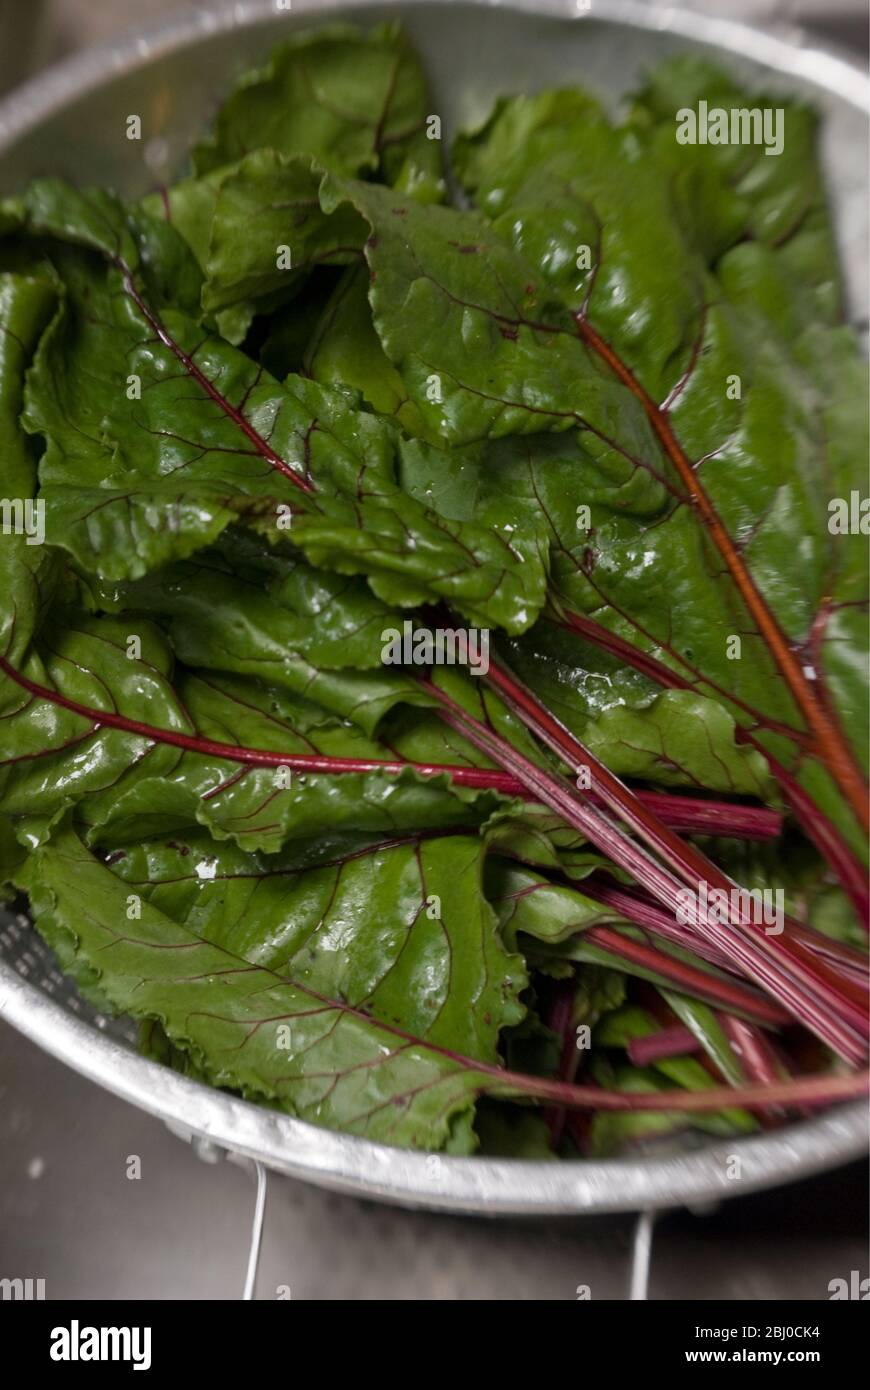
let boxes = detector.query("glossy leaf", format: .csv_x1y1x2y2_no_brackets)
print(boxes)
9,180,547,632
192,22,444,201
16,824,525,1151
450,83,868,844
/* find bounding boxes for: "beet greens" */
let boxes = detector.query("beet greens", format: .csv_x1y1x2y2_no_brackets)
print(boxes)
0,22,866,1156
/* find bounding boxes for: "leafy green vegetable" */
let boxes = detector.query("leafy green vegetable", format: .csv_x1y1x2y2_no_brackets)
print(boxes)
201,152,364,319
16,825,524,1150
8,180,546,631
305,264,433,438
0,23,865,1155
450,75,868,854
0,272,56,496
320,172,663,454
628,55,840,326
0,597,506,854
192,23,444,200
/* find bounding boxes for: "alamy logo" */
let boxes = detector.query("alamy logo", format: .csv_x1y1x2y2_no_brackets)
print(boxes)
380,621,490,676
49,1320,152,1371
675,101,784,156
827,492,870,534
0,497,44,545
828,1271,869,1299
675,883,784,935
0,1276,45,1299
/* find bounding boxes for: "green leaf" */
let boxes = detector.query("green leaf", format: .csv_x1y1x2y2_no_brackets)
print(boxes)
0,810,25,889
139,167,254,342
13,180,547,632
474,1102,555,1159
628,56,841,328
447,82,868,839
487,859,626,951
145,152,366,344
0,272,57,497
200,151,365,321
305,264,432,438
658,992,748,1088
586,1057,753,1157
16,824,525,1151
108,828,526,1056
0,607,507,853
319,173,663,453
84,535,396,668
0,536,61,667
453,87,700,400
82,557,445,739
192,22,444,201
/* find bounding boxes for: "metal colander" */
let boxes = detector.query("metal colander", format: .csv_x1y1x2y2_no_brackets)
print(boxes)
0,0,867,1216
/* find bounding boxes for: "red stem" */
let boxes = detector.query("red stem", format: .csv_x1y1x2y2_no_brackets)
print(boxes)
0,656,786,838
599,788,781,840
0,655,513,787
484,659,868,1029
628,1026,700,1066
580,872,866,986
421,677,867,1063
574,314,869,833
719,1014,792,1126
118,259,316,495
500,1067,868,1114
585,926,788,1028
559,606,869,927
541,980,581,1146
720,1014,784,1088
576,875,739,974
